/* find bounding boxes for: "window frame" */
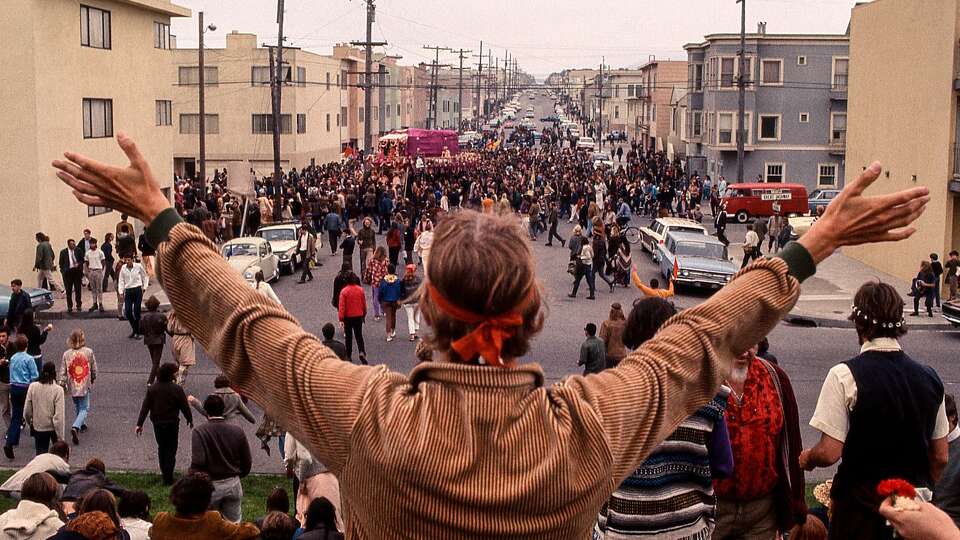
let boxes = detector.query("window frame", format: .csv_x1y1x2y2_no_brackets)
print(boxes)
817,163,838,187
799,112,810,124
155,100,172,126
797,55,807,66
760,58,783,86
179,66,219,86
178,113,219,135
326,113,331,132
251,113,292,134
758,114,782,142
717,112,734,145
297,66,306,88
832,56,850,90
82,98,114,139
80,5,111,50
297,113,307,134
764,162,786,183
830,112,847,143
153,21,170,49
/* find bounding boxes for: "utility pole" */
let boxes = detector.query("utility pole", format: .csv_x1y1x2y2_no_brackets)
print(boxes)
454,48,471,132
598,58,605,149
487,50,493,110
504,54,509,101
350,0,387,157
198,11,206,193
736,0,746,182
270,0,285,221
474,41,483,129
422,46,450,129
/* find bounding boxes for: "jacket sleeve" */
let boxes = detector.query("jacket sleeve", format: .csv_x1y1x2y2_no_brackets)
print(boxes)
136,390,151,427
149,211,379,474
237,398,256,424
558,245,812,484
337,290,346,322
23,385,34,426
708,416,734,478
238,430,252,478
54,391,65,440
178,386,193,426
189,429,205,473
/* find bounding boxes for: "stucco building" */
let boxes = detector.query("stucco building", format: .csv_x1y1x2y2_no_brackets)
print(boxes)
682,29,849,190
842,0,960,281
2,0,190,284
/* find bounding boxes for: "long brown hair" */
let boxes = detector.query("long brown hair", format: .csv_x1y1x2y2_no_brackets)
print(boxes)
420,211,544,363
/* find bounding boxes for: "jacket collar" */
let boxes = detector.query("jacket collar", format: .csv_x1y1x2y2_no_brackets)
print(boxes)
409,361,545,391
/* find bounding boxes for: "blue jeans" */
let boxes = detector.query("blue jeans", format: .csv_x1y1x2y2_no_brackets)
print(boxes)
5,385,28,447
124,286,143,334
72,395,90,430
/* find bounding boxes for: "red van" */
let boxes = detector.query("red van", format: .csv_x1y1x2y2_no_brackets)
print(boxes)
721,183,809,223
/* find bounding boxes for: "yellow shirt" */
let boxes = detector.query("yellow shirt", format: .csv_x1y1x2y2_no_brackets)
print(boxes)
632,271,675,298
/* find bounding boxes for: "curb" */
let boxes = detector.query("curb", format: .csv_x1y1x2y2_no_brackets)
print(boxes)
783,314,957,332
37,302,171,321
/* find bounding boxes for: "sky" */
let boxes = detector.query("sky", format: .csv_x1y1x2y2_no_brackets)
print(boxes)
170,0,859,80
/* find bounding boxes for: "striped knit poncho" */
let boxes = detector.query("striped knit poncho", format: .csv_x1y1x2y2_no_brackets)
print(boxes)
597,388,731,540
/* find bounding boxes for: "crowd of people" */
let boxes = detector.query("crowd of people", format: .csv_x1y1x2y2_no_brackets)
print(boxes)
0,101,957,539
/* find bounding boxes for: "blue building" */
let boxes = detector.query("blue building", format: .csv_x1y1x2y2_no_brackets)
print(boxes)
683,26,849,192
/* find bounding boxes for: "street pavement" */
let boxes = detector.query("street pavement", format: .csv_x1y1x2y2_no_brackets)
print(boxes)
16,218,960,481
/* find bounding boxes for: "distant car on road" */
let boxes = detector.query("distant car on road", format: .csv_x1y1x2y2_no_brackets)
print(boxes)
807,189,840,215
222,237,279,283
0,285,54,318
656,231,736,290
576,136,595,151
257,223,301,274
638,217,708,257
540,115,559,123
503,120,515,129
592,152,614,169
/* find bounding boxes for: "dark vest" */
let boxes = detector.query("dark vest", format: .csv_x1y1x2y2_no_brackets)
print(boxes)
832,350,943,500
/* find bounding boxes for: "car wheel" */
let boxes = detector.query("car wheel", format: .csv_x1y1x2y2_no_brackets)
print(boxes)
735,210,749,224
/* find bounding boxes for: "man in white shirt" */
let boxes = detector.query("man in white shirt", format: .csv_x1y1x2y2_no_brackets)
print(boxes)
799,281,949,538
83,238,106,312
117,256,148,339
740,224,761,269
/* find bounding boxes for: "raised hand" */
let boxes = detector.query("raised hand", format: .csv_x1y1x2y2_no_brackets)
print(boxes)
800,162,929,263
52,132,172,224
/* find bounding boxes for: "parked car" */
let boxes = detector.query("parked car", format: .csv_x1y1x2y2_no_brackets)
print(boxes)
221,237,279,283
943,300,960,327
0,285,54,319
656,231,737,290
576,136,595,151
592,152,614,169
638,217,708,257
808,189,840,215
257,223,301,274
721,183,809,223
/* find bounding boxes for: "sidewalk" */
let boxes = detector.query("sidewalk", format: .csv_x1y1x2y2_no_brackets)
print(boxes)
38,281,170,321
763,249,952,330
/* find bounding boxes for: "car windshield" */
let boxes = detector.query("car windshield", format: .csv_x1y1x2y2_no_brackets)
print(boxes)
675,241,726,259
223,244,258,257
261,229,296,242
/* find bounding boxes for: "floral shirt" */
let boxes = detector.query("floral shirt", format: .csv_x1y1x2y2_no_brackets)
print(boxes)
365,258,389,288
59,347,97,397
714,356,783,501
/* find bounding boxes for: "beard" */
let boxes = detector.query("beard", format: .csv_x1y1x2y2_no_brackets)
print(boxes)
729,365,749,385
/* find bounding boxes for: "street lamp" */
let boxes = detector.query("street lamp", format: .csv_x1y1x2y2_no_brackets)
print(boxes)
198,11,216,195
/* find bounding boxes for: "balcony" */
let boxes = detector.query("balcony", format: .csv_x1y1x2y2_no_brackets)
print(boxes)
829,135,846,155
831,75,848,100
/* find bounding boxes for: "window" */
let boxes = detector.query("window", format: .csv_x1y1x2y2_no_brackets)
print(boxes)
831,112,847,143
689,63,704,92
326,72,331,90
765,163,785,183
692,111,703,137
80,5,111,49
155,100,172,126
251,114,292,134
82,98,113,138
614,105,619,119
341,107,347,125
326,113,331,132
707,57,719,88
833,57,849,90
718,112,733,144
359,108,364,123
397,104,401,116
454,102,460,113
252,66,271,85
153,22,170,49
759,115,781,141
341,70,348,89
818,164,838,187
297,66,306,87
760,59,783,85
179,114,219,134
797,55,807,66
178,66,218,86
336,113,340,127
799,112,810,123
740,57,755,86
297,113,307,134
720,57,735,88
87,205,112,217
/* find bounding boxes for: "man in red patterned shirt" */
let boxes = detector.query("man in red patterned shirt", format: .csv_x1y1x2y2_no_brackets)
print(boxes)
713,343,812,540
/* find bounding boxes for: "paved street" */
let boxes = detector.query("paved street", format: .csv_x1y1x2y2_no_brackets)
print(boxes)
17,217,960,480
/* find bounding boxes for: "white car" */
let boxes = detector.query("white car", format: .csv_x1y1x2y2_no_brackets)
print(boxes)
592,152,614,169
222,237,280,283
637,217,709,258
257,223,301,274
576,136,595,151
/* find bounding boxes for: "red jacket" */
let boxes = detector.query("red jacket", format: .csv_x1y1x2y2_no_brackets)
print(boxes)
338,284,367,321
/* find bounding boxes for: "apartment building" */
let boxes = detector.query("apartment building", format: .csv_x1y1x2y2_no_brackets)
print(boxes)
842,0,960,281
682,28,849,191
2,0,190,283
171,32,346,178
583,69,644,141
553,68,599,112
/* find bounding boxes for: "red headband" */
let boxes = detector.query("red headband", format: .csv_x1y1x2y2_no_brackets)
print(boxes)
427,284,529,368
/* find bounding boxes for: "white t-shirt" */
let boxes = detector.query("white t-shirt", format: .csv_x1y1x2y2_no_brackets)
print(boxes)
810,337,950,443
84,248,105,271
